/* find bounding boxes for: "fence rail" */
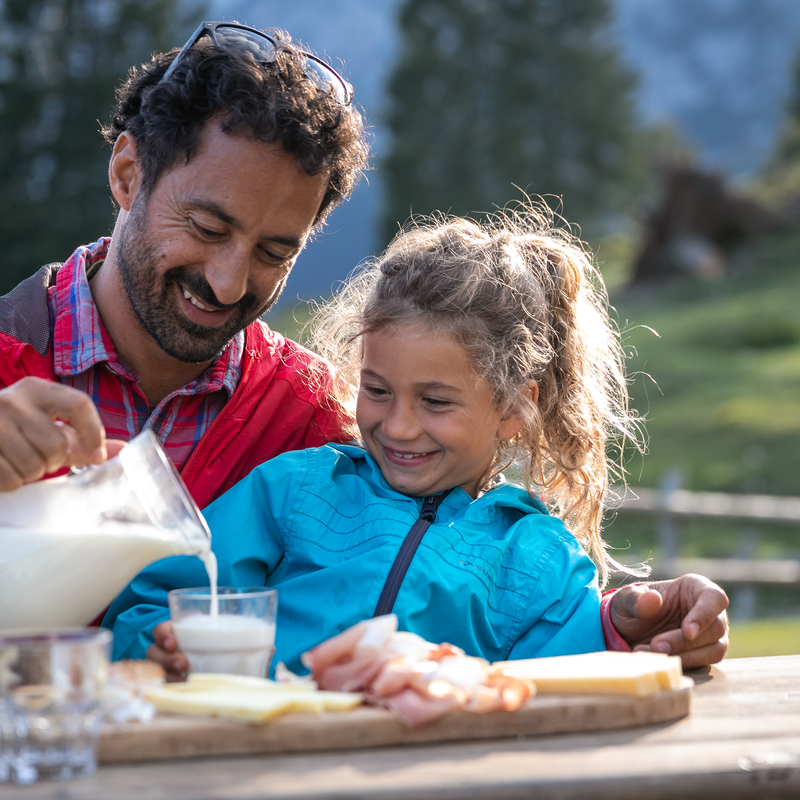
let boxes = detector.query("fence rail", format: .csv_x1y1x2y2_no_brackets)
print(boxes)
612,487,800,525
609,486,800,611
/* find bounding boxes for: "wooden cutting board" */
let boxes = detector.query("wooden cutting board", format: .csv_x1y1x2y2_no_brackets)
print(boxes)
98,677,692,764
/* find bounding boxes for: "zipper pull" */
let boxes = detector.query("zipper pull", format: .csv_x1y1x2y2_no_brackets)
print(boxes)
419,493,446,523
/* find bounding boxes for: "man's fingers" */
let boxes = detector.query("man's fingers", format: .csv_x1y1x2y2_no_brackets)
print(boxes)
609,584,665,641
681,578,730,640
634,587,664,620
678,638,729,669
0,425,59,487
0,379,106,489
39,384,106,463
106,439,128,459
0,456,25,492
648,614,729,657
610,583,648,622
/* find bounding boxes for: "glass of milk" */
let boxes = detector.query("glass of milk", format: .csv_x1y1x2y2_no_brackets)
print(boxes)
0,628,112,785
168,588,278,678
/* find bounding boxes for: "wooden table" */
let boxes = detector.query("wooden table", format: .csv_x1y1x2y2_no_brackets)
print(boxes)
6,654,800,799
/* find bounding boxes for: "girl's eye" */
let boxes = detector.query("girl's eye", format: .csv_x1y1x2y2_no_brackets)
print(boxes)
363,385,389,398
424,397,452,409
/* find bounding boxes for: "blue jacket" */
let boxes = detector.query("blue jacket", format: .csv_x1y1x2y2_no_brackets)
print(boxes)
104,444,604,673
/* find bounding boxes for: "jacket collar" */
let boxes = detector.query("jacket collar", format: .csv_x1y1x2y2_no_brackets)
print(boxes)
329,443,548,520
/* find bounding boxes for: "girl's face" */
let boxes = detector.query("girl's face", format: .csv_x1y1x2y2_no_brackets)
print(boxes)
357,324,523,498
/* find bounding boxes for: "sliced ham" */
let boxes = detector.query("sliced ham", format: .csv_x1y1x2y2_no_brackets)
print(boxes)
302,615,535,727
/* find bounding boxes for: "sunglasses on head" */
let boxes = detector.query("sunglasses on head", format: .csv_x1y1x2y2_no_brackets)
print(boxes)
159,21,353,106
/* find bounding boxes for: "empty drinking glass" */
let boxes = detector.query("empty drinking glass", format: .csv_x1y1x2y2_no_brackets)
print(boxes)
0,628,112,784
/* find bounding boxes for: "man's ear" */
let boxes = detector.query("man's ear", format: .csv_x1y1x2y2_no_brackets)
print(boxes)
108,131,142,211
496,381,538,441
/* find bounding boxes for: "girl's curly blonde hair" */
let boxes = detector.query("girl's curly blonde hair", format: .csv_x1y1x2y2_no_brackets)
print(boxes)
305,200,645,586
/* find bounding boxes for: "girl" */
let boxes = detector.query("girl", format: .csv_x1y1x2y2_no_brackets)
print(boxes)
105,201,643,674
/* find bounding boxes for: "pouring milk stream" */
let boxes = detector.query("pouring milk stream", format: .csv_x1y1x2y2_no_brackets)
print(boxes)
0,430,219,628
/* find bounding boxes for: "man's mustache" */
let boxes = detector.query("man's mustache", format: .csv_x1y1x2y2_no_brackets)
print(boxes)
166,267,258,314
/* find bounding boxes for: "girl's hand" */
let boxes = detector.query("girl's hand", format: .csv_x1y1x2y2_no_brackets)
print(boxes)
610,575,730,669
146,621,189,682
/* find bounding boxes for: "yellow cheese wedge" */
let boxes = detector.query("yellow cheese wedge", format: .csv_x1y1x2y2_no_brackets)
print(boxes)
144,685,363,723
166,673,317,693
491,651,683,698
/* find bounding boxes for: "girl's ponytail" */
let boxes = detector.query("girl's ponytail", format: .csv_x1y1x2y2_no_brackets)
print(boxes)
527,234,637,584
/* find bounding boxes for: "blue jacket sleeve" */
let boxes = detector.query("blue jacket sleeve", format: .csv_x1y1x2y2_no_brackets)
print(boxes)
506,534,604,660
102,450,308,661
102,554,208,661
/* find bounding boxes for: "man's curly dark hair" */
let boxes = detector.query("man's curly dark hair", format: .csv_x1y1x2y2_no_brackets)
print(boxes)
101,33,369,226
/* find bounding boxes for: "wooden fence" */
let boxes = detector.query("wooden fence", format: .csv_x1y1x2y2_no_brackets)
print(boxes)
611,484,800,618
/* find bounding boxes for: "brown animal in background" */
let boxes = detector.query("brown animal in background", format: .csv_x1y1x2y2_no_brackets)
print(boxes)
630,165,774,284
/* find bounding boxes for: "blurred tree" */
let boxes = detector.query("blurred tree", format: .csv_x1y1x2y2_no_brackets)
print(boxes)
769,50,800,168
0,0,198,294
755,49,800,219
381,0,640,238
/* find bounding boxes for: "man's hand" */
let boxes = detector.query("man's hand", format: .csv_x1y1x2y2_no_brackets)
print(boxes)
0,377,108,490
147,621,189,682
610,574,730,669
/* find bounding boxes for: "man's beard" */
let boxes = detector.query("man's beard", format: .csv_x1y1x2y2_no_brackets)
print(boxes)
116,202,284,364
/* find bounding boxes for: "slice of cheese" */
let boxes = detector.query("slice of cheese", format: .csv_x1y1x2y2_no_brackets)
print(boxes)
166,673,317,693
491,651,683,698
144,685,363,723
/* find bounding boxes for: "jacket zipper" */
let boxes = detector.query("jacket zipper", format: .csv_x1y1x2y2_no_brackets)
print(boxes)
373,489,453,618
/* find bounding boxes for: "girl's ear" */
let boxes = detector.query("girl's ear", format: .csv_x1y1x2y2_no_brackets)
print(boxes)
497,411,524,442
108,131,142,212
496,381,538,441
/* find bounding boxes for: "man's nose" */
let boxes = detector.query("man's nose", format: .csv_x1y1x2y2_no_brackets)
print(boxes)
383,401,421,440
203,246,251,306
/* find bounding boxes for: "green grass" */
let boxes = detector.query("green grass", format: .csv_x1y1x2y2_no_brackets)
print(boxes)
604,228,800,497
728,616,800,658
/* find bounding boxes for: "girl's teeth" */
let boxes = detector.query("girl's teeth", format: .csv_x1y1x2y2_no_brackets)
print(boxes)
393,451,422,459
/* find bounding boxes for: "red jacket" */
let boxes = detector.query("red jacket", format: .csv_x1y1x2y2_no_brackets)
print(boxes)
0,266,350,509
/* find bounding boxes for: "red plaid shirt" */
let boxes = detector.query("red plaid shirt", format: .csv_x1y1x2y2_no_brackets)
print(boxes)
48,238,244,472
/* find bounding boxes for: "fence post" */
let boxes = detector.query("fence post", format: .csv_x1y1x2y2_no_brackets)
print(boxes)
657,468,684,566
732,526,760,620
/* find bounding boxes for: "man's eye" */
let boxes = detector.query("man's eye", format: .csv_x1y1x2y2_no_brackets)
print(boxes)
261,247,291,265
190,219,223,238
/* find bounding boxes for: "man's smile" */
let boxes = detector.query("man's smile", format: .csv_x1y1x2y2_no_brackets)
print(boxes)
175,281,236,329
181,284,218,312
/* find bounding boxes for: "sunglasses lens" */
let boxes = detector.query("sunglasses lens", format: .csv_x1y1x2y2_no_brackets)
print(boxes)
299,57,349,105
214,25,279,62
163,23,351,105
215,25,349,105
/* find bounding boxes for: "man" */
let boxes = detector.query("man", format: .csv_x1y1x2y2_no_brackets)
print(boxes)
0,22,365,508
0,22,728,666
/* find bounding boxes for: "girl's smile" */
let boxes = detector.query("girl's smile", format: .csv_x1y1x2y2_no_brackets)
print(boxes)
357,324,523,498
